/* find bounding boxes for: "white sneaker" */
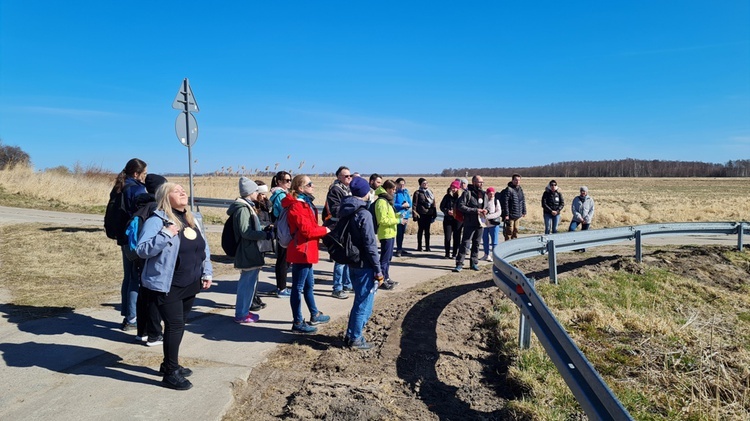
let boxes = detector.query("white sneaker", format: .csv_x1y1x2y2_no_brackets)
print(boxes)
482,254,491,261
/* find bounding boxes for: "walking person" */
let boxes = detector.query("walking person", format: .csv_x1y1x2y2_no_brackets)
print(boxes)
372,180,400,290
269,171,293,297
136,183,213,390
541,180,565,234
393,178,412,257
323,166,353,299
282,174,332,334
500,173,526,240
338,176,385,350
480,187,502,261
454,175,488,272
227,177,271,324
110,158,148,331
412,178,437,252
440,180,461,259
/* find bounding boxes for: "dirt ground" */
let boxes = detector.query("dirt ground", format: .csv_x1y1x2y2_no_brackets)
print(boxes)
222,245,749,420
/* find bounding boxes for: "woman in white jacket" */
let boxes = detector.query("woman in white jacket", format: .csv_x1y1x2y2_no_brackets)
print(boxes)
481,187,503,261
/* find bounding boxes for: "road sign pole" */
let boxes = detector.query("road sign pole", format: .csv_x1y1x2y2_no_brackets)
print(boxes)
173,78,201,212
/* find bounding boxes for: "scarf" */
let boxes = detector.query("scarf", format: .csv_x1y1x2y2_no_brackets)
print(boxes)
419,187,434,207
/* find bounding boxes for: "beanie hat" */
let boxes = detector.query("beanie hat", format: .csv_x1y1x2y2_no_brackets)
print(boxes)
239,176,258,197
349,176,370,198
486,187,496,193
580,186,589,193
145,174,168,195
256,184,269,194
450,180,460,189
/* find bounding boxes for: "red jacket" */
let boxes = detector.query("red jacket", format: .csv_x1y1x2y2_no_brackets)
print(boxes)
282,194,328,264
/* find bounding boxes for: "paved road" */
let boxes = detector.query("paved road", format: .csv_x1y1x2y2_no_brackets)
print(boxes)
0,206,742,420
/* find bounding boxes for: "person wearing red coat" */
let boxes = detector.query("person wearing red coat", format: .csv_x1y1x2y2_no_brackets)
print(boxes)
282,175,332,334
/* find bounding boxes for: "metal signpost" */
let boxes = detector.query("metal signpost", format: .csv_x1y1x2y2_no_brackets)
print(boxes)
172,78,200,211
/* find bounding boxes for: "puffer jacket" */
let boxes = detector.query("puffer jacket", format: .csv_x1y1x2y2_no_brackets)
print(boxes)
136,209,213,293
500,182,526,220
373,186,400,240
339,196,381,273
282,194,328,264
541,187,565,215
227,199,267,269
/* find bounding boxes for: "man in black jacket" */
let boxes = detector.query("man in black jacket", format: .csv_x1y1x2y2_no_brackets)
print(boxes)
500,173,526,240
453,175,488,272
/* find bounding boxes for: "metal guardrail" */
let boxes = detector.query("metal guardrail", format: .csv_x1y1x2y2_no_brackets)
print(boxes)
491,221,749,420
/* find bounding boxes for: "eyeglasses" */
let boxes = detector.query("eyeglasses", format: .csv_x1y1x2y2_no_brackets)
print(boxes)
306,181,314,187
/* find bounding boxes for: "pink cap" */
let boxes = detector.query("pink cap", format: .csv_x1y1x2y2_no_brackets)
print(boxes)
487,187,496,193
450,180,461,189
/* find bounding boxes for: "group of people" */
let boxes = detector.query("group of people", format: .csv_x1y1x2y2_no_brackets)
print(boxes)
109,159,596,391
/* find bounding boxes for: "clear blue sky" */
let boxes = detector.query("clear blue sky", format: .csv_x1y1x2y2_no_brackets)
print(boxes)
1,1,748,176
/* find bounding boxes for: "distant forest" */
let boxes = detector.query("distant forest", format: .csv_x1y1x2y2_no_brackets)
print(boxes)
441,159,750,178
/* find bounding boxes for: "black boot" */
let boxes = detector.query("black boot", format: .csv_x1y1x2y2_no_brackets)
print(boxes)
250,294,266,311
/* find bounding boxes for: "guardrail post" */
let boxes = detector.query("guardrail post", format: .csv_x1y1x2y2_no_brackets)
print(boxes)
738,222,744,252
547,240,558,284
635,230,642,263
518,278,534,349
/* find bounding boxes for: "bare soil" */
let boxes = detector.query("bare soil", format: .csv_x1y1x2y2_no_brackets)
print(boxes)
224,245,750,420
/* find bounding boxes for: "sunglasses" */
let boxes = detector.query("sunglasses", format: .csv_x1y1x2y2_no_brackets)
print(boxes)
283,178,291,183
305,181,314,187
343,175,352,178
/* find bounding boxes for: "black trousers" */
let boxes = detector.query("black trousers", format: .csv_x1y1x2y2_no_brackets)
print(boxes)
275,246,289,290
136,284,163,340
442,219,460,257
416,216,432,249
456,225,483,267
144,281,199,374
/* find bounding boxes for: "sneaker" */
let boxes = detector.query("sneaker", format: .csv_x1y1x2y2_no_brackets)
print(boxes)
380,280,398,290
471,264,480,271
292,322,317,334
134,335,148,343
452,265,463,273
480,254,489,261
234,313,260,324
276,288,292,297
395,250,402,257
401,250,411,255
146,335,164,347
159,363,193,378
348,337,373,350
343,286,354,292
332,290,349,299
483,254,492,261
121,318,137,331
162,370,193,391
309,312,331,325
249,302,266,311
425,247,431,252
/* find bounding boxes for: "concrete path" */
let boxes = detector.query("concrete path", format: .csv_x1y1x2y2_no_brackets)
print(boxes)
0,206,743,420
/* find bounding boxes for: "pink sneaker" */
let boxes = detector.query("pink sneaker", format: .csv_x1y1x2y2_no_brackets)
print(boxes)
234,313,260,324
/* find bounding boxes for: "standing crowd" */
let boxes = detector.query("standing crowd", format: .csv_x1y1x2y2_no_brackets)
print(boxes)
106,159,595,390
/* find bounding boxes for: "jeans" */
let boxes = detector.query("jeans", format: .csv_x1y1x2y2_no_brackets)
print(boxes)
544,213,561,234
346,266,376,343
291,263,319,325
569,220,590,232
396,223,407,251
482,225,499,255
235,268,260,319
332,262,352,292
379,238,394,279
274,246,289,290
456,225,483,267
120,247,139,322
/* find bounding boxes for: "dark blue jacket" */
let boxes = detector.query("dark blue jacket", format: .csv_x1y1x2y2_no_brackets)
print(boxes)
338,196,381,273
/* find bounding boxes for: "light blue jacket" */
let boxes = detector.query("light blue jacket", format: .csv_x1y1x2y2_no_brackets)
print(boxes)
136,209,213,293
394,188,412,219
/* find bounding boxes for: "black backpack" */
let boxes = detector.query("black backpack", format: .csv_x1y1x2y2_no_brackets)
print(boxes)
221,209,240,257
104,186,129,241
322,208,366,265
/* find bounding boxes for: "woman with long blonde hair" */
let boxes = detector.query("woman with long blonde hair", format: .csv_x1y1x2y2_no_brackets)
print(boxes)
136,182,213,390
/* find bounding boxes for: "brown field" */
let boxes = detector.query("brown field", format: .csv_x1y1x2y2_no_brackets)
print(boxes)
1,168,748,231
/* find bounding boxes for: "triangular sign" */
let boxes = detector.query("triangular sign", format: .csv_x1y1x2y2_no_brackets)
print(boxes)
172,79,200,112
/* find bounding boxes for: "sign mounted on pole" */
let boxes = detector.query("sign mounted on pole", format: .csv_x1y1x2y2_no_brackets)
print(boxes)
175,112,198,146
172,80,200,112
172,78,200,211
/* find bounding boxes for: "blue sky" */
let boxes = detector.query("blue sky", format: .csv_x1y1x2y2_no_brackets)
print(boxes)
1,1,748,176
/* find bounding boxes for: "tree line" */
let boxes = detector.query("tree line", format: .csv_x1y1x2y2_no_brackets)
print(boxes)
441,158,750,178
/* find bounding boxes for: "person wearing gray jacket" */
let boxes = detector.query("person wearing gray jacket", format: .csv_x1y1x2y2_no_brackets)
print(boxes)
569,186,595,232
137,182,212,391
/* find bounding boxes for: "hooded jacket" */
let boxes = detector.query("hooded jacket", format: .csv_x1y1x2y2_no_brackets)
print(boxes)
227,199,267,269
269,187,287,220
373,186,400,240
136,209,213,293
282,193,328,264
338,196,382,273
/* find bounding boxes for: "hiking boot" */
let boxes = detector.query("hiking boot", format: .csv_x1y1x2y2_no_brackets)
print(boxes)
162,369,193,391
146,335,164,347
234,313,260,324
159,363,193,378
348,337,373,350
121,318,136,331
292,322,317,334
471,264,480,271
309,312,331,325
453,265,463,273
332,290,349,299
